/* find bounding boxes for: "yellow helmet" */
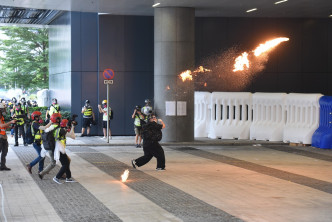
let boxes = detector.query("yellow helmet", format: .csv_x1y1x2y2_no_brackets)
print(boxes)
102,100,107,104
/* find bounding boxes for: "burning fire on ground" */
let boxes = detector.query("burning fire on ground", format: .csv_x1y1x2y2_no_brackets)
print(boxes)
121,169,129,182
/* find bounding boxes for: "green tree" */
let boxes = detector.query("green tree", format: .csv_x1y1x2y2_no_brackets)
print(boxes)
0,26,48,92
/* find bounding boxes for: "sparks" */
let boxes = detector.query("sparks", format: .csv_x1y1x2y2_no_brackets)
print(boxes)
121,169,129,182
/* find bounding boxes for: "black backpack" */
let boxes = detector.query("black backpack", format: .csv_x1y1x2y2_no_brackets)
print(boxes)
110,110,113,120
25,124,34,145
142,122,162,142
42,128,57,151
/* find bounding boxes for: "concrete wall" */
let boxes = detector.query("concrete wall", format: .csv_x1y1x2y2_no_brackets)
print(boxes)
195,18,332,95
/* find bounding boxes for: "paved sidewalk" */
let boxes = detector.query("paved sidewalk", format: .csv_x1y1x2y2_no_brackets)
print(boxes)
6,133,288,147
2,134,332,222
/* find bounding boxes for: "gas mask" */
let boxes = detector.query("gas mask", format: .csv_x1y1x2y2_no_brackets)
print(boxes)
103,104,107,108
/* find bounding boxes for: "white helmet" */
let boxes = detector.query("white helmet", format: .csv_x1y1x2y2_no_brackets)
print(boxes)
0,103,5,109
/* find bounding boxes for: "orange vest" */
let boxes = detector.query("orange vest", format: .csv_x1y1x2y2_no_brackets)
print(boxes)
0,116,6,136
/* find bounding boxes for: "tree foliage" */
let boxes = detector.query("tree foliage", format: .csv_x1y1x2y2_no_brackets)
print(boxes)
0,26,48,92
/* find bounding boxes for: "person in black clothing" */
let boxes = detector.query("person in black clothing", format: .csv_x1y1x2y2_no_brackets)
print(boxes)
131,114,166,170
26,111,51,174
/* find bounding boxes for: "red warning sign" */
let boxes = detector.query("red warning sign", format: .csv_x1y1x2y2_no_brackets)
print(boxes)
103,69,115,80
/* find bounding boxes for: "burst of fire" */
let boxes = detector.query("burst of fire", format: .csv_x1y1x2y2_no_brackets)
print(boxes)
233,52,249,72
166,85,171,90
193,66,211,73
121,169,129,182
204,82,207,87
179,66,211,82
233,37,289,72
179,70,192,82
253,37,289,56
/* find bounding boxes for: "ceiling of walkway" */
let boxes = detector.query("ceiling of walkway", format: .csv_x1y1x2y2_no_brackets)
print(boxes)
0,0,331,24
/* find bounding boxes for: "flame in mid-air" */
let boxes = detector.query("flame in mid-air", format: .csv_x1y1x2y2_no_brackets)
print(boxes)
233,52,249,72
121,169,129,182
179,66,212,82
253,37,289,56
233,37,289,72
179,70,193,82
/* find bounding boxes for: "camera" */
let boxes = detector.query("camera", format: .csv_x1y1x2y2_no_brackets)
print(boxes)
68,114,78,126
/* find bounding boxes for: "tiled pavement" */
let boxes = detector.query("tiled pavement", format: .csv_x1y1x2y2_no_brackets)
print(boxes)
1,135,332,221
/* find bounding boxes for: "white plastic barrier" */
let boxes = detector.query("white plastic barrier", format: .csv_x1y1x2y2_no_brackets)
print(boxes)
250,93,287,141
194,92,212,137
283,93,323,144
208,92,252,139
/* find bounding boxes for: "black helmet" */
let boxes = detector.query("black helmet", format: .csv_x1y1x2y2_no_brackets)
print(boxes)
135,105,141,110
85,100,90,104
12,97,17,103
52,98,57,104
20,97,26,102
145,99,150,104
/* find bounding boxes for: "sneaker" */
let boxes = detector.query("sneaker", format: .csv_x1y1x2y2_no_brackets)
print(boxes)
131,159,137,169
102,136,106,139
53,177,63,184
65,178,77,183
24,143,28,146
156,168,166,171
14,143,18,147
26,164,32,174
80,134,85,137
0,166,11,171
38,173,43,180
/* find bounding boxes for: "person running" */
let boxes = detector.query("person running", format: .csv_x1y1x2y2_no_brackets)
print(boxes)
53,118,76,184
131,114,166,170
38,113,60,179
26,111,45,174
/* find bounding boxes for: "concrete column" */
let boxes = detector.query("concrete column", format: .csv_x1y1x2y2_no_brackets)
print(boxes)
154,7,195,142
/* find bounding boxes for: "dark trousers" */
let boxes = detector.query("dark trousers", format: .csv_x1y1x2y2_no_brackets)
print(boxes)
0,138,8,167
135,141,165,169
14,124,26,144
56,153,71,179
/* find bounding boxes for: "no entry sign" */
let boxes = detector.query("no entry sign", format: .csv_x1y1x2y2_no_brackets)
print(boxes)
103,69,115,80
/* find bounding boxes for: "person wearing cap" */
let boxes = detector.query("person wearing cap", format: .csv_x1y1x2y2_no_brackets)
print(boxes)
132,105,145,148
81,99,95,137
141,99,153,120
98,100,112,139
0,103,16,170
45,98,61,124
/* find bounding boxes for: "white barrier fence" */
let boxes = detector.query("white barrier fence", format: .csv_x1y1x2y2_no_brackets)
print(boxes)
208,92,252,139
194,92,322,144
250,93,286,141
283,93,322,144
194,92,211,137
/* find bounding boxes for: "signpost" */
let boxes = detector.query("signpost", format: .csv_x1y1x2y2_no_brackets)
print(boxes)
103,69,114,143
